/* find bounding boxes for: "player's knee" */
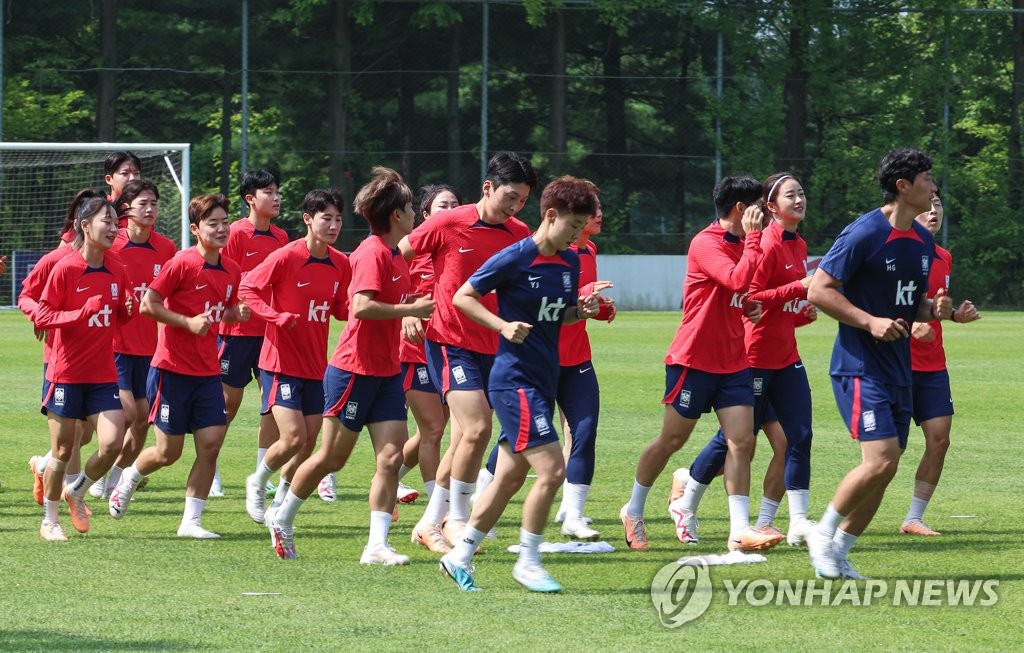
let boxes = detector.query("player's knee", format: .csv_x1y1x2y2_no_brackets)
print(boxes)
377,447,404,473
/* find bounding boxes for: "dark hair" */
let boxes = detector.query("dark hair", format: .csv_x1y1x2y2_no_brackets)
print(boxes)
878,148,932,204
240,167,282,203
416,183,462,226
302,188,345,217
713,175,761,215
353,166,413,235
189,194,230,227
115,178,160,222
540,176,598,216
104,151,142,176
485,151,538,190
59,188,107,240
761,172,801,225
72,197,117,249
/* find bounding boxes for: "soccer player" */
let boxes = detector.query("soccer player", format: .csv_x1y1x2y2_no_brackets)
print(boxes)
89,179,177,499
900,192,980,536
107,194,247,539
216,168,289,497
400,151,537,553
669,172,818,548
438,175,600,592
264,166,435,563
240,189,351,524
33,196,132,540
619,175,780,553
396,183,462,505
806,148,952,579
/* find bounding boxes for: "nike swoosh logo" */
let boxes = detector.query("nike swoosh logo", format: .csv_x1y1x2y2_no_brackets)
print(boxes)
528,275,542,281
420,273,433,279
76,286,89,293
785,264,794,269
579,367,592,374
297,282,311,287
885,258,896,264
795,364,804,369
195,284,208,290
245,251,259,257
458,247,474,253
391,276,402,282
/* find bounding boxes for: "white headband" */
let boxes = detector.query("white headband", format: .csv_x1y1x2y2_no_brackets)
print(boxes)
766,175,792,204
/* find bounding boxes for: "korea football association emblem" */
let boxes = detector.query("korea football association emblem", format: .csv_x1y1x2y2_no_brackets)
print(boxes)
110,283,119,299
562,271,572,292
921,256,930,274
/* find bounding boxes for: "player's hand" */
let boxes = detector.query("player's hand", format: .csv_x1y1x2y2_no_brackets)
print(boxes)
591,280,614,294
743,297,762,323
603,296,618,323
955,299,980,323
34,328,48,343
931,288,953,320
84,295,104,315
124,292,133,317
800,274,814,290
577,292,600,319
402,315,425,344
236,300,251,322
740,203,763,235
501,321,533,344
911,321,935,342
274,312,299,329
407,294,436,320
800,302,817,322
870,316,909,341
186,309,214,336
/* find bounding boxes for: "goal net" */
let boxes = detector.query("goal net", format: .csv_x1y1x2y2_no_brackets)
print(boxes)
0,142,191,307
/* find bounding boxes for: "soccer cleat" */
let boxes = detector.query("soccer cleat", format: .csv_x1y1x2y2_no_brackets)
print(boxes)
441,518,467,547
29,456,44,506
245,473,267,524
899,519,941,536
807,529,841,579
512,563,562,593
561,518,600,541
728,525,783,552
177,518,221,539
756,523,785,539
360,543,410,566
397,482,419,504
266,507,297,559
619,504,649,551
838,557,870,580
62,486,91,534
88,476,108,499
669,467,690,504
554,506,592,524
786,518,816,546
412,523,452,554
317,473,337,502
668,498,699,544
40,520,68,541
439,554,480,591
108,476,140,520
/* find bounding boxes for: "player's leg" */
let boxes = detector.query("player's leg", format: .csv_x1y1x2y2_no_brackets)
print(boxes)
403,385,446,502
514,442,566,592
361,418,411,565
441,387,493,543
556,362,600,540
40,411,77,540
718,403,780,551
177,423,227,539
901,370,953,536
767,363,815,545
110,426,185,520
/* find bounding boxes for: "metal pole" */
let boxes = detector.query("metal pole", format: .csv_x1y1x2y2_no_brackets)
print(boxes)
241,0,250,186
0,7,4,141
941,24,950,247
480,0,489,183
715,31,723,182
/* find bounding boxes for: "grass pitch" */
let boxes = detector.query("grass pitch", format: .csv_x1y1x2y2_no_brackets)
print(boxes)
0,309,1020,652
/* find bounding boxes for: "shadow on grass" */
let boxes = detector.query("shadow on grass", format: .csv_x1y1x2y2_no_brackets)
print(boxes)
2,629,203,652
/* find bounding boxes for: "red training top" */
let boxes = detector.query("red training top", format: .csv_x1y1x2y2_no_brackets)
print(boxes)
219,218,289,338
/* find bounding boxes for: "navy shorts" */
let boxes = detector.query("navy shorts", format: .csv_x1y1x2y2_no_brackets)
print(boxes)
148,368,227,436
116,353,152,398
831,375,912,448
425,341,494,400
490,387,560,453
259,370,325,416
40,363,50,403
402,362,440,395
43,382,121,420
217,335,263,388
912,369,954,425
663,365,754,419
323,365,406,432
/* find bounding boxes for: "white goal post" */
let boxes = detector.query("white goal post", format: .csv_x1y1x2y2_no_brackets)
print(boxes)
0,142,190,307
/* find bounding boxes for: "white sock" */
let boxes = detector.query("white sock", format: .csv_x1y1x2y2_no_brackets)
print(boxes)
367,510,392,549
107,465,124,490
212,464,222,488
452,526,486,567
626,480,651,517
833,528,858,560
68,472,95,498
476,468,495,495
254,461,274,486
424,480,436,499
124,464,143,486
64,472,77,486
728,495,751,535
517,528,543,568
398,464,412,480
183,496,206,522
679,478,709,513
44,498,60,523
448,479,475,521
756,497,780,527
906,496,930,523
271,480,291,508
420,485,449,525
787,489,810,521
256,447,268,467
562,482,590,522
277,492,305,527
817,503,845,539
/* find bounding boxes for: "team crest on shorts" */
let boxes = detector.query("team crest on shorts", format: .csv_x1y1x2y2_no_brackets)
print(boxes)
533,414,551,436
452,365,467,385
54,386,66,406
220,359,230,374
160,404,170,423
862,409,877,432
678,389,692,408
345,401,359,420
753,377,764,396
417,367,429,385
280,383,292,401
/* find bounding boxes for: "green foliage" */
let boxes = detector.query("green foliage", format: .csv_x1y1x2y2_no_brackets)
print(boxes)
2,79,91,140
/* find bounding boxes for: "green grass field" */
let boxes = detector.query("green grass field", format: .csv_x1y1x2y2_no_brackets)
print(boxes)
0,309,1020,652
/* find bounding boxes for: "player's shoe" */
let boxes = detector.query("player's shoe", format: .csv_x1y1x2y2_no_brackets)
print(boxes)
40,520,68,542
207,478,225,498
441,518,467,547
755,523,785,539
62,486,91,534
177,517,220,539
668,499,699,544
88,476,108,499
561,518,600,541
29,456,44,506
619,504,649,551
360,543,410,566
439,553,479,591
512,563,562,593
108,475,140,520
554,506,592,524
785,518,815,546
838,557,870,580
411,522,452,554
807,529,841,579
265,507,297,559
669,467,690,504
899,519,941,536
397,482,419,504
245,473,267,524
728,525,783,552
317,473,337,502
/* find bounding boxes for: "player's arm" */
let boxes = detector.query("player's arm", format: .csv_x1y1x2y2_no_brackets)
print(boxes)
453,280,531,344
331,265,352,321
351,289,434,321
808,267,907,341
115,268,135,323
696,206,763,292
140,288,215,336
33,295,103,329
914,287,952,324
240,258,295,328
579,280,616,322
397,236,417,261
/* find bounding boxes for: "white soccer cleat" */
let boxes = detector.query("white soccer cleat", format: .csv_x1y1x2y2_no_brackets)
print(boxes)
208,479,225,498
396,482,419,504
669,467,690,504
807,529,841,579
108,476,140,520
787,517,816,547
88,476,108,499
317,473,337,502
838,557,870,580
177,518,221,539
512,563,562,593
360,543,410,566
245,473,267,524
554,506,592,524
561,518,600,541
668,498,699,544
